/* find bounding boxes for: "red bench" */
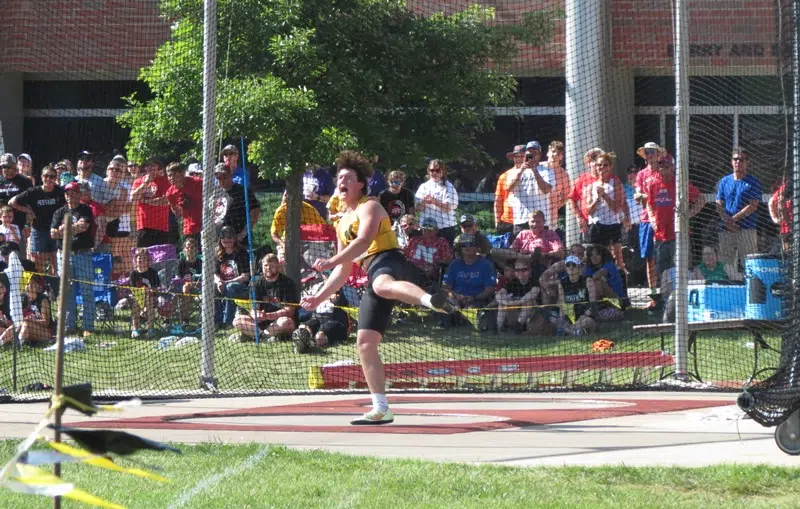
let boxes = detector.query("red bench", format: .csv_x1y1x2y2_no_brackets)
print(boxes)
313,351,674,389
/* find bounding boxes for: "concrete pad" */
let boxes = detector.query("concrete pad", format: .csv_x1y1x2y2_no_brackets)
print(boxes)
0,392,795,467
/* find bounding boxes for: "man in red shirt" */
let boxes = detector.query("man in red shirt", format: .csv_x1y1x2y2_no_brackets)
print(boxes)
166,162,203,244
403,218,453,284
568,147,603,241
130,157,171,248
634,142,664,300
643,152,705,279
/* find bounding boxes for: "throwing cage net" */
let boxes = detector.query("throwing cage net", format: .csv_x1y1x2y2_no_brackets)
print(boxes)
0,0,798,417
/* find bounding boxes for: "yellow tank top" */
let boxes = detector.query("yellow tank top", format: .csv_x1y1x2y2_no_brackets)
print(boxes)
337,197,399,265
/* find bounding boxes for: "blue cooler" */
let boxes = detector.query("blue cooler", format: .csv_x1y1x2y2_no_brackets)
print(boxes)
687,282,746,322
745,254,788,320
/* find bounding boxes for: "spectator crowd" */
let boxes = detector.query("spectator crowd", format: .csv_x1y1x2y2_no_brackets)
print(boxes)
0,137,784,352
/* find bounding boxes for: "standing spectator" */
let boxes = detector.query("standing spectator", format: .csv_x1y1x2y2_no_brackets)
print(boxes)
125,160,141,188
232,253,299,343
769,176,791,252
17,153,35,185
0,153,33,258
270,190,326,260
645,152,705,280
379,170,415,223
0,206,22,252
51,181,95,336
10,164,65,274
542,141,570,236
214,226,251,326
213,163,261,245
494,145,526,235
569,147,604,243
495,259,540,334
74,151,113,205
303,164,335,219
623,165,643,261
505,141,553,236
415,159,459,244
634,142,664,303
367,155,387,197
441,234,496,328
130,157,171,248
457,214,493,258
166,162,203,244
715,147,761,271
585,152,627,272
78,183,108,252
221,144,245,185
103,159,134,278
403,217,453,284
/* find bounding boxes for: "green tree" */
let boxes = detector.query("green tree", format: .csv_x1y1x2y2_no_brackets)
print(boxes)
120,0,553,281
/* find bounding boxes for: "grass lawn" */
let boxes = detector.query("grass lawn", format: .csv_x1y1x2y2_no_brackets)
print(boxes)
1,441,800,508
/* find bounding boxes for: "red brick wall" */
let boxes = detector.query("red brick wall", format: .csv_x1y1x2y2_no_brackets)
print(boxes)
0,0,786,75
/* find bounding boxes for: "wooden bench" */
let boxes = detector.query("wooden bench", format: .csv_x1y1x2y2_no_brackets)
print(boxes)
632,319,785,383
313,351,674,390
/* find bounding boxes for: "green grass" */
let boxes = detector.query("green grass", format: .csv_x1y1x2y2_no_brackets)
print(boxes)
2,441,800,508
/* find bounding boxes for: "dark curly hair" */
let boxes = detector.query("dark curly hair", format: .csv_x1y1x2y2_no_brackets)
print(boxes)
335,150,374,189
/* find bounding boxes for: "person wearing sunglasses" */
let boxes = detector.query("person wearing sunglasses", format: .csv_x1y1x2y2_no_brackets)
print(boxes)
633,142,665,307
9,163,65,275
495,144,527,236
415,159,459,244
504,141,553,240
715,147,761,271
554,255,598,336
440,233,496,329
378,170,415,224
584,152,628,274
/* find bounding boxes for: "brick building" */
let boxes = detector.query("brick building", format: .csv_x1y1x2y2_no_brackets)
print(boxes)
0,0,792,187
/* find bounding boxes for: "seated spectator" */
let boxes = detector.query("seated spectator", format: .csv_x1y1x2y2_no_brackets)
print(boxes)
291,290,352,353
584,244,625,300
232,253,298,342
495,210,564,266
0,277,13,346
691,245,740,281
271,190,326,260
20,275,53,344
457,214,493,258
495,260,540,334
403,217,453,284
120,248,161,338
214,226,251,326
539,245,587,305
379,170,415,223
554,255,598,336
393,213,420,249
440,233,496,328
177,237,202,330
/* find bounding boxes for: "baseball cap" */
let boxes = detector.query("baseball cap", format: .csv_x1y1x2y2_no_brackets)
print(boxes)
221,144,238,156
64,181,81,192
456,233,475,246
421,217,438,229
187,163,202,175
111,154,127,164
565,255,582,266
214,162,229,174
0,154,16,167
460,213,475,225
76,150,94,160
17,153,31,162
525,141,542,152
220,226,236,238
144,155,167,167
505,144,527,159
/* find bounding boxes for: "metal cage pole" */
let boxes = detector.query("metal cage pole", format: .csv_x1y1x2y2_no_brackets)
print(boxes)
673,0,690,379
199,0,219,390
789,0,800,384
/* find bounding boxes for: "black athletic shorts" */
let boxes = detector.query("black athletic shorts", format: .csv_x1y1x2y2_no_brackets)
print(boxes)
136,228,172,248
359,249,419,334
588,223,622,246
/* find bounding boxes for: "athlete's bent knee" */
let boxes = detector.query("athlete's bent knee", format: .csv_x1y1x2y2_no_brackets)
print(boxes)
370,274,396,299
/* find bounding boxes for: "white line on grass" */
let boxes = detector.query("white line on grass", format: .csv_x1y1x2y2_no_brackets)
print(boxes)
166,446,270,509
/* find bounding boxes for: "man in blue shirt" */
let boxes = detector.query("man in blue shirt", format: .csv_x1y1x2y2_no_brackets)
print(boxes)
715,147,761,270
441,233,496,328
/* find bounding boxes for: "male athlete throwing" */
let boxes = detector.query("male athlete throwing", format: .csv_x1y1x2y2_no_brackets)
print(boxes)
301,151,455,425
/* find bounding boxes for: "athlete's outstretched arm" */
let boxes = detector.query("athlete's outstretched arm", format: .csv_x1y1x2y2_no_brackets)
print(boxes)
301,262,352,310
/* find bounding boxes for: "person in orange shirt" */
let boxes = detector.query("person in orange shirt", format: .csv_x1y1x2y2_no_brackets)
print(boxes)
494,145,526,236
542,141,570,237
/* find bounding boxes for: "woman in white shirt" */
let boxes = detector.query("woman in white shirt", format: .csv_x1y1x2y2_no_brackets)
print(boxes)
414,159,459,244
584,152,626,272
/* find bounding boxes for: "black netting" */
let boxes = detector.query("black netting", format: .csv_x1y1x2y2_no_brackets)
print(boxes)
0,0,797,422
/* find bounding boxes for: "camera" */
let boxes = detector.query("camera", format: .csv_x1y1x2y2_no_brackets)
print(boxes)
525,153,534,162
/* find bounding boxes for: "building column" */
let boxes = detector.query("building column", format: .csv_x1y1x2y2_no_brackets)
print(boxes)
0,73,24,154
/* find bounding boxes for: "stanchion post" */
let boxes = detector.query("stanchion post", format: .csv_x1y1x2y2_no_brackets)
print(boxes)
52,213,73,509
